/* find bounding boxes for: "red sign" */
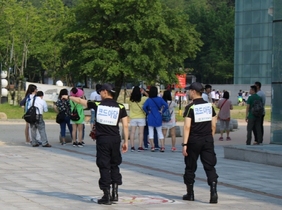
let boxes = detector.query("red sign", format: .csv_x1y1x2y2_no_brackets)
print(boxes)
175,93,186,96
175,74,186,89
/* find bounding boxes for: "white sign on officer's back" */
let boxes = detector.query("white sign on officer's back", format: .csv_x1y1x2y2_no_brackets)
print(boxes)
96,105,120,125
193,103,212,123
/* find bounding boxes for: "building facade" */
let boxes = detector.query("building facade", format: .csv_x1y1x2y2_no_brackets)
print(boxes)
235,0,282,144
234,0,273,85
271,0,282,144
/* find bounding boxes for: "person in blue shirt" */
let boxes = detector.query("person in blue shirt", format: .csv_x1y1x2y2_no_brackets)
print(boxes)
142,86,168,152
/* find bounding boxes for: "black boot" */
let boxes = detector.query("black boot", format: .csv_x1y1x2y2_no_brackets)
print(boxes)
98,189,112,205
111,183,118,201
209,182,218,204
182,183,194,201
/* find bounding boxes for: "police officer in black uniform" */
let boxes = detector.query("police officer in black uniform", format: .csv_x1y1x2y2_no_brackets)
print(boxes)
62,83,129,205
182,82,218,204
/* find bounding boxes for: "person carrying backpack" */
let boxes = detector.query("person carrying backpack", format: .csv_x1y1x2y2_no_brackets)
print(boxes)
245,85,263,145
20,84,37,145
142,86,168,152
27,88,51,147
253,81,266,144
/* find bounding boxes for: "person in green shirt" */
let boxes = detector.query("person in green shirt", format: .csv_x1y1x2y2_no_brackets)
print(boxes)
70,87,85,147
245,85,263,145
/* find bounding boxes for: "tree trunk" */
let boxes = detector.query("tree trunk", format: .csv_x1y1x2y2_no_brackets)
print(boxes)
16,42,27,104
113,74,125,101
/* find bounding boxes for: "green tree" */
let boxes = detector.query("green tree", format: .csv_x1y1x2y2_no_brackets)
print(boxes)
26,0,70,84
0,0,69,102
0,0,41,100
184,0,234,84
63,0,202,98
62,0,79,7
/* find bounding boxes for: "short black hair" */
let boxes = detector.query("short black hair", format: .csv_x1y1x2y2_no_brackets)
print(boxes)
250,85,257,93
36,91,44,97
205,84,212,90
106,89,115,98
255,81,261,89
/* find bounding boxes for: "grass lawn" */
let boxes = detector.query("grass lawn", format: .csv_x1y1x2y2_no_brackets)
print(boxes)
0,102,57,120
0,101,271,122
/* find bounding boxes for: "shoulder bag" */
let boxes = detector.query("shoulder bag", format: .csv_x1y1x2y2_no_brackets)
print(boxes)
135,101,146,116
218,99,230,121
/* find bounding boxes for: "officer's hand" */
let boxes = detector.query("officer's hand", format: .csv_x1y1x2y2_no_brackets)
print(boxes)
182,146,188,156
122,142,128,153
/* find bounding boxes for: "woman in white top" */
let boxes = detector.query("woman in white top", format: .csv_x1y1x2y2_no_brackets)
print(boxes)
162,90,178,151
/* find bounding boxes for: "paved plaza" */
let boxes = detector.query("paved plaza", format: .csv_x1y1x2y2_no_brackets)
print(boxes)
0,120,281,210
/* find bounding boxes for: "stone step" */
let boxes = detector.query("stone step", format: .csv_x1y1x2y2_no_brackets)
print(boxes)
224,144,282,167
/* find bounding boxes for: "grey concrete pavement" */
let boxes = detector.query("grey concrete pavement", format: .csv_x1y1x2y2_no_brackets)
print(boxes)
0,120,281,210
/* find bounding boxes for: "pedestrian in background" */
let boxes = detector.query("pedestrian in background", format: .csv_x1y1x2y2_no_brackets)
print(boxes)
217,91,233,141
162,90,177,151
202,84,212,103
70,87,85,147
142,86,168,152
54,89,72,145
246,85,263,145
29,89,51,147
143,90,160,150
253,81,266,144
128,86,147,152
20,84,37,144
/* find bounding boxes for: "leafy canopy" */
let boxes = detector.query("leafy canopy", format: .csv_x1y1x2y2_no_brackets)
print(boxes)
63,0,202,97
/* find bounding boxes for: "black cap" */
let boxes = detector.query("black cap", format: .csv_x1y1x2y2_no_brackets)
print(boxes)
185,82,204,92
98,83,115,94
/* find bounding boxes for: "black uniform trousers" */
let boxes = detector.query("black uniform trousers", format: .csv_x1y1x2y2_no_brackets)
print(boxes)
183,136,218,186
96,136,122,190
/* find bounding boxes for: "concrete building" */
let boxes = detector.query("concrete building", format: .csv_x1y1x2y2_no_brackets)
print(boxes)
234,0,282,144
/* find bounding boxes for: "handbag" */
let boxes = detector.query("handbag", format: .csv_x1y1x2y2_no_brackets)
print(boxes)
89,123,96,140
56,111,66,124
217,99,230,121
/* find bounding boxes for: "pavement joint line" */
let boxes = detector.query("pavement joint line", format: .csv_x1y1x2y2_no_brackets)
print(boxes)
53,146,282,200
